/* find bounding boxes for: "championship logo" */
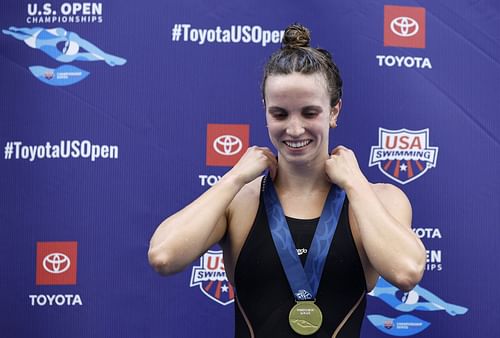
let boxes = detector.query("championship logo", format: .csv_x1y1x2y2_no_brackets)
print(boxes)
190,250,234,306
369,128,438,184
206,124,249,167
36,241,78,285
2,26,126,86
367,277,468,336
384,5,426,49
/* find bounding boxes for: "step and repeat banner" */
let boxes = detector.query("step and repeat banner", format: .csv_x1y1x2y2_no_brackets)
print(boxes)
1,0,499,337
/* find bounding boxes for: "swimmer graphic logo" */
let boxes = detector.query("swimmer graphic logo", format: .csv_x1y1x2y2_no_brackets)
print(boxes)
2,26,126,86
369,128,438,184
190,250,234,306
36,241,78,285
206,124,249,166
367,277,468,336
384,6,426,48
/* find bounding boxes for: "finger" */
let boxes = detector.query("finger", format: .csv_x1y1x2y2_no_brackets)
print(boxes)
332,145,353,156
258,148,278,179
331,145,346,154
249,146,269,159
270,161,278,180
250,145,268,150
246,146,270,160
256,146,273,155
248,146,275,173
262,150,278,169
257,147,275,161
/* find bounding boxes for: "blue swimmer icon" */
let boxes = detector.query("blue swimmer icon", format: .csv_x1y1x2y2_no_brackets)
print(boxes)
3,26,126,85
367,277,468,336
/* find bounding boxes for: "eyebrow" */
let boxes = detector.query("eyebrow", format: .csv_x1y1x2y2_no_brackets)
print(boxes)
267,105,323,112
267,106,287,113
301,105,323,112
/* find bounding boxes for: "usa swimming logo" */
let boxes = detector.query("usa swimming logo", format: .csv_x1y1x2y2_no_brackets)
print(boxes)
190,250,234,306
369,128,438,184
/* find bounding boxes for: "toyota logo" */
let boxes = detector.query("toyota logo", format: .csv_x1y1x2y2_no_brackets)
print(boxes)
213,135,243,156
390,16,419,37
43,253,71,274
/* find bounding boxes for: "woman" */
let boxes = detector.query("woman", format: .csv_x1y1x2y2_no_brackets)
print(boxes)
149,23,426,337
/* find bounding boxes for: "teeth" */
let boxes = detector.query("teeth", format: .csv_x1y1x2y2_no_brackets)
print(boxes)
284,140,311,148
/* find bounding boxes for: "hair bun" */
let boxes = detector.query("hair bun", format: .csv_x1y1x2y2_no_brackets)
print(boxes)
282,23,310,49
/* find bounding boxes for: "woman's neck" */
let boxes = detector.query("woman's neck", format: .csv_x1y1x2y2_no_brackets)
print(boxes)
274,155,331,195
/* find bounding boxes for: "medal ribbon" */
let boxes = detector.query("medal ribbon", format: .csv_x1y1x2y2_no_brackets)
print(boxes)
263,174,345,301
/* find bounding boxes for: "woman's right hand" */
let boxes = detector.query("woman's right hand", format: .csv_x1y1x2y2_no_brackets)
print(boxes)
227,146,277,185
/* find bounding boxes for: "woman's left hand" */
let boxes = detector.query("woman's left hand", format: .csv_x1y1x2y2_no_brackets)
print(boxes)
325,145,366,190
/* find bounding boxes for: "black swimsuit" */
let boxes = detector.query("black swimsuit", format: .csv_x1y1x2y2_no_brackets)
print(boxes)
234,179,367,337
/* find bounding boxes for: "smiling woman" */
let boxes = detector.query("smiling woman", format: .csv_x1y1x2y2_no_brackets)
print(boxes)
264,72,337,166
149,23,426,338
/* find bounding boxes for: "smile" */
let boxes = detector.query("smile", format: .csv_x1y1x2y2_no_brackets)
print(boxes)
283,140,312,149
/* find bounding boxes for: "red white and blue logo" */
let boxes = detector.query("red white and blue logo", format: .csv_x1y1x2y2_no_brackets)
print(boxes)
369,128,438,184
190,250,234,306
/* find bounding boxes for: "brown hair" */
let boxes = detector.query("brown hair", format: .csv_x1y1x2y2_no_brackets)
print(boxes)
262,23,343,107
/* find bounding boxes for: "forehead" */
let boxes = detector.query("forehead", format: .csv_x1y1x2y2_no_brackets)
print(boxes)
264,72,329,107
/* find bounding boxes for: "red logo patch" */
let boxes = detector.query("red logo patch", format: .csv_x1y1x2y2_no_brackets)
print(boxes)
206,124,249,166
384,5,426,49
36,241,78,285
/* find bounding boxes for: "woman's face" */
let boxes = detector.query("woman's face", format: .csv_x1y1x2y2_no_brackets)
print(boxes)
264,72,339,165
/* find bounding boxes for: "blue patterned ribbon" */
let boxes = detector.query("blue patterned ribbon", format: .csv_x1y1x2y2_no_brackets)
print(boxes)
263,174,345,301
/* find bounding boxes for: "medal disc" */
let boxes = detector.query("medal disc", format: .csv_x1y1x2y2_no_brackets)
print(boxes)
289,301,323,335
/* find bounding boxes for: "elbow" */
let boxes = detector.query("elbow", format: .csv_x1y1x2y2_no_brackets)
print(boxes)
393,271,422,292
148,246,184,276
393,260,425,292
394,241,427,291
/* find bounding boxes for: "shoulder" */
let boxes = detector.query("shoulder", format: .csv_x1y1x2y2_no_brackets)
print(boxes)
370,182,412,223
372,182,410,205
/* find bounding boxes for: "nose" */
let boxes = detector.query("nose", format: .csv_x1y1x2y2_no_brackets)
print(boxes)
286,116,305,137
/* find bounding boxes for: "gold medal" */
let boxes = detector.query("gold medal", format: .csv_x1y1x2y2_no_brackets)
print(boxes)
289,301,323,335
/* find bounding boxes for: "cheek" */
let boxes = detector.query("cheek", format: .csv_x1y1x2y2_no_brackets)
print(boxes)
266,123,283,147
267,124,280,140
311,122,331,142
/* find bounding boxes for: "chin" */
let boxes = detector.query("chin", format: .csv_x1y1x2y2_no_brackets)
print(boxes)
279,150,315,165
283,148,328,165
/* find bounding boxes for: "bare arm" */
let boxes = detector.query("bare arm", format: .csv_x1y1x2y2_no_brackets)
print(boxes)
326,146,426,291
148,146,277,276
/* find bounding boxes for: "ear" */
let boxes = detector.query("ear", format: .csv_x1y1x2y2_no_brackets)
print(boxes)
329,99,342,128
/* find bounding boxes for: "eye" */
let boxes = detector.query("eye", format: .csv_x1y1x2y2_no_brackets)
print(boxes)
268,108,288,120
303,110,319,118
273,113,287,119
